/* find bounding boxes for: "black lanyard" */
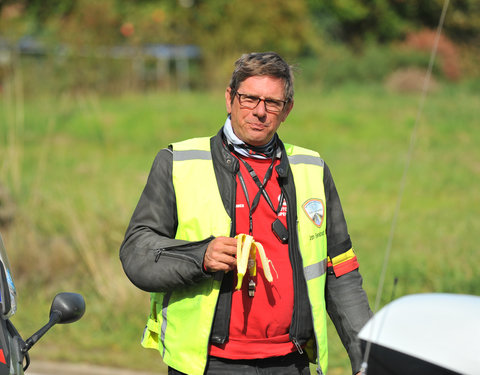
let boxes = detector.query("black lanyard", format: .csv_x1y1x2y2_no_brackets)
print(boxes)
237,157,284,235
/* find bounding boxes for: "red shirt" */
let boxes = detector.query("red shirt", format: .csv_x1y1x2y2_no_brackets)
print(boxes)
210,156,296,359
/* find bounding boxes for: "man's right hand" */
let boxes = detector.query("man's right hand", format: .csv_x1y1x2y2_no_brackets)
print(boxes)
204,236,237,273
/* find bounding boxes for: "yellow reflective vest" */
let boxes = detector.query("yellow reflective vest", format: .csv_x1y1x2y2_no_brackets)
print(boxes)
142,137,329,375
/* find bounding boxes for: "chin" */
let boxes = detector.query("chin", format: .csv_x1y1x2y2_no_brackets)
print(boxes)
246,133,271,145
248,139,268,146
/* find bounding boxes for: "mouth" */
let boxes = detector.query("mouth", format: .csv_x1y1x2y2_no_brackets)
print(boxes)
248,122,268,130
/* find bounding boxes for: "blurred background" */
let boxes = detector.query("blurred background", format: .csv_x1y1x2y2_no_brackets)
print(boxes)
0,0,479,374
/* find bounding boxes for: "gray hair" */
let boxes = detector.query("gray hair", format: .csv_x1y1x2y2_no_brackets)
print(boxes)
228,52,294,103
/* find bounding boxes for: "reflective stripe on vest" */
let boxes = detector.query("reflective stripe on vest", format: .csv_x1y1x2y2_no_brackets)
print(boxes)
143,138,328,375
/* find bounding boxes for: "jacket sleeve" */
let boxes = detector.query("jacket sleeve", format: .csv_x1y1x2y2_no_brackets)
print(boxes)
323,163,373,374
119,148,212,293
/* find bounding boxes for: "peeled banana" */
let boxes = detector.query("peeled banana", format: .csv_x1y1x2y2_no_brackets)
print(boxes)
235,234,273,290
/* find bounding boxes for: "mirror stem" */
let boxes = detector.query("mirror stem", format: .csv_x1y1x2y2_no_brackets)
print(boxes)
22,311,61,353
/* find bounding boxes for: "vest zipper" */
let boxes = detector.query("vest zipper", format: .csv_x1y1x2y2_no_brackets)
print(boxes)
209,164,238,346
283,185,312,359
284,184,302,343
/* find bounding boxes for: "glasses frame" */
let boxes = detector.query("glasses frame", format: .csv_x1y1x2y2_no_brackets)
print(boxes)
233,90,288,114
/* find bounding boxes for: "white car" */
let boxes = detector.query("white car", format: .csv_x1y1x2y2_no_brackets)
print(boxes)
358,293,480,375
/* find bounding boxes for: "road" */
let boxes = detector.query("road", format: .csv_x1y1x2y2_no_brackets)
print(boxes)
27,361,164,375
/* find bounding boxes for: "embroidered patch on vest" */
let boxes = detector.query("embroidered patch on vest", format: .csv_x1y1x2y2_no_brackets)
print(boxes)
302,199,325,227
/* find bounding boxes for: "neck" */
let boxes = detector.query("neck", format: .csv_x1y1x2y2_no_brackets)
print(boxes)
241,136,278,158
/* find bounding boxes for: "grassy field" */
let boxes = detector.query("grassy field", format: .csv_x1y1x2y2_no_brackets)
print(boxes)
0,81,479,374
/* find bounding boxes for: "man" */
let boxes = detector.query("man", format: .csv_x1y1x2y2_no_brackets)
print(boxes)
120,52,372,375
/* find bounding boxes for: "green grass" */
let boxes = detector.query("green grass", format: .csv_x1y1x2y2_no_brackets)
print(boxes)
0,82,479,374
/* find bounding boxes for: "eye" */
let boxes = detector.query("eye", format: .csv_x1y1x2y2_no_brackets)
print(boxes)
265,99,284,109
243,95,259,103
265,99,281,105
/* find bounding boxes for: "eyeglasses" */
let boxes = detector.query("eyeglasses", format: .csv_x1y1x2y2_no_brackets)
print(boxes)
234,91,288,114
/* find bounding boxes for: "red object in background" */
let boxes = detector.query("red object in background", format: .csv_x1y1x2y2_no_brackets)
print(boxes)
120,22,135,37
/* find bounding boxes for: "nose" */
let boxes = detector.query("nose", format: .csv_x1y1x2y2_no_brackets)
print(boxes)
252,98,267,118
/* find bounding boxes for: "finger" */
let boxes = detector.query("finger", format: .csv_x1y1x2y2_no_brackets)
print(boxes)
204,244,236,272
206,248,237,267
210,237,237,255
205,257,236,272
215,236,238,247
217,252,237,267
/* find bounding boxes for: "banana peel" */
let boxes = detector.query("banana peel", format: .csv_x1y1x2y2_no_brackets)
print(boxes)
235,234,273,290
252,241,273,283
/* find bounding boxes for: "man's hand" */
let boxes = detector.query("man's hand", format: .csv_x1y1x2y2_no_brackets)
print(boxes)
204,236,237,272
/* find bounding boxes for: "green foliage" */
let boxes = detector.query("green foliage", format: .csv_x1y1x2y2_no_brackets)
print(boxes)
307,0,480,45
2,0,479,49
187,0,320,87
296,43,435,88
0,0,321,91
1,0,479,95
307,0,407,44
390,0,480,42
49,0,121,46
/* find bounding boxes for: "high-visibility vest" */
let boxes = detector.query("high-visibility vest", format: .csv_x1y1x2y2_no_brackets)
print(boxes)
142,137,328,375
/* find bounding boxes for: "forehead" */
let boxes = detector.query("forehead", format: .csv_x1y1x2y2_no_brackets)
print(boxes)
238,76,286,98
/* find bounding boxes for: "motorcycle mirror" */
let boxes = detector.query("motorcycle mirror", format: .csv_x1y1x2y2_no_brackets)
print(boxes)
22,292,85,353
50,292,86,324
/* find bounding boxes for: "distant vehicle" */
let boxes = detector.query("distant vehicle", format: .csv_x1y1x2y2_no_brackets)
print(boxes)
0,233,85,375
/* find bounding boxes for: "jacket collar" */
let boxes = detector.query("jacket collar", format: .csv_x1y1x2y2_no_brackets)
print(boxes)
211,128,238,174
275,139,290,179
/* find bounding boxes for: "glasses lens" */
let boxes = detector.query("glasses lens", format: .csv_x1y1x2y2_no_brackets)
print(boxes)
238,94,259,109
265,100,284,113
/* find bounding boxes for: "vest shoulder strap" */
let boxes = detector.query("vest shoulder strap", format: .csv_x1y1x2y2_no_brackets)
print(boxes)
284,143,325,167
171,137,211,151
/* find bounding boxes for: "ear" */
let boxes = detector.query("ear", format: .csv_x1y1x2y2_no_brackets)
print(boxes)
279,99,294,122
225,87,233,114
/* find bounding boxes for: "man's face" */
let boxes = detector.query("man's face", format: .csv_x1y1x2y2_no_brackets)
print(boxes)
225,75,293,146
